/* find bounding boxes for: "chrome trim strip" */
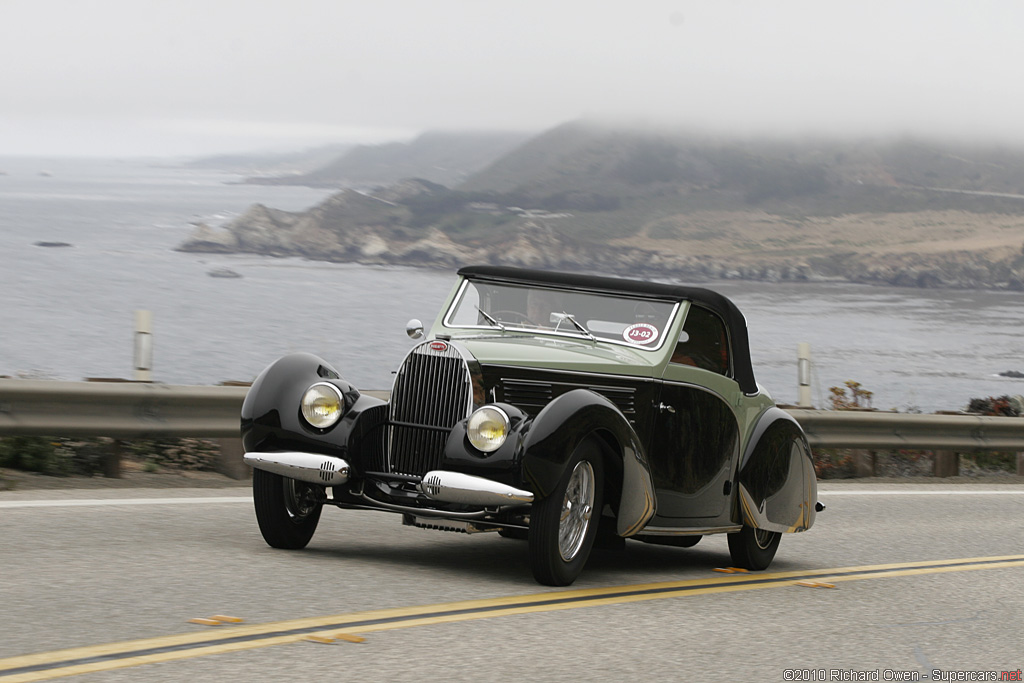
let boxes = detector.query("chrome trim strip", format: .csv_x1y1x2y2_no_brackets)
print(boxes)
488,365,662,384
243,451,350,486
417,470,534,506
639,525,742,536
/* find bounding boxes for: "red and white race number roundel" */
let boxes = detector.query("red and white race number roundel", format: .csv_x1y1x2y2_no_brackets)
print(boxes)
623,323,659,345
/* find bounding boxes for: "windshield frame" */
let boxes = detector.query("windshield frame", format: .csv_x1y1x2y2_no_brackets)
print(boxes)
441,277,682,353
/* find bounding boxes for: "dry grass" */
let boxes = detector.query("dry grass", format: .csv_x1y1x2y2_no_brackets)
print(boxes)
614,210,1024,265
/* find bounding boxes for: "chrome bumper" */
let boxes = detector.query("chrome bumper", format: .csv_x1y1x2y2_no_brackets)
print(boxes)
417,470,534,506
243,451,351,486
242,453,532,508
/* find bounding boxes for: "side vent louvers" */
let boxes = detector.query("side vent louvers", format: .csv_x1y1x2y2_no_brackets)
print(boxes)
591,386,636,415
502,378,636,417
501,379,553,414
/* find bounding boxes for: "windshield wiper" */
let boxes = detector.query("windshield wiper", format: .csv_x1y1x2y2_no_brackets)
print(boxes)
475,306,505,332
555,312,596,341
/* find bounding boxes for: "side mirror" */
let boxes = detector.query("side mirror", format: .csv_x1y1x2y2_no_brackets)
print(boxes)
406,319,424,339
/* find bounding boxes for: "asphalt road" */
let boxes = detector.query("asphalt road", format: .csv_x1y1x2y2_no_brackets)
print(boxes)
1,482,1023,682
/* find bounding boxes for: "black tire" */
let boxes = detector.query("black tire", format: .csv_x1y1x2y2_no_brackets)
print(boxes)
252,468,324,550
727,525,781,570
529,439,605,586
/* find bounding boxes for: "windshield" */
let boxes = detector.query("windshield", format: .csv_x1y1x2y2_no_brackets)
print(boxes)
444,279,679,351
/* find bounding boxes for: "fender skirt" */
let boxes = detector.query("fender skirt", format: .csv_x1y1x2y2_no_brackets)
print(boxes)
735,408,817,534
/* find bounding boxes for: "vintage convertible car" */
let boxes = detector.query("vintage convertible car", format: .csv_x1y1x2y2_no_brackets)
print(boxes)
241,265,819,585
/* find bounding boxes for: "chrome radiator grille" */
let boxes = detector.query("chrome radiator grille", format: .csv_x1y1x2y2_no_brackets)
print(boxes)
387,341,472,476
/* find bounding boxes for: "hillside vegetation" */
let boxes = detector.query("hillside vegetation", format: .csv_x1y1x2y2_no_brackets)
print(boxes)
179,121,1024,290
245,130,531,188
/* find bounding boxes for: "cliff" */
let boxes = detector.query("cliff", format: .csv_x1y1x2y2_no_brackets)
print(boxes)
178,193,1024,290
177,123,1024,290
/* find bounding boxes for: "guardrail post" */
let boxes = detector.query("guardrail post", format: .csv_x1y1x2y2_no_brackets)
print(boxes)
215,438,250,480
852,450,876,477
797,343,812,408
933,450,959,477
1018,452,1024,476
134,310,153,383
103,439,122,479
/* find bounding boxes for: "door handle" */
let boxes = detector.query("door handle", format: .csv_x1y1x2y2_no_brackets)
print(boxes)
658,402,676,414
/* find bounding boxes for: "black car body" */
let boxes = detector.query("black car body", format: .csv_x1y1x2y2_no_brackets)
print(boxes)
242,266,818,585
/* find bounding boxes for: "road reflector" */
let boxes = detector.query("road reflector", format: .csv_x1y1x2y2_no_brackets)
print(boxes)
713,568,735,573
212,615,244,623
333,633,366,643
188,618,222,626
796,581,835,589
305,635,337,644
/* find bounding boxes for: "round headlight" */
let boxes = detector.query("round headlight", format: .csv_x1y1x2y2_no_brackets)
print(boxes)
466,406,510,453
301,382,345,429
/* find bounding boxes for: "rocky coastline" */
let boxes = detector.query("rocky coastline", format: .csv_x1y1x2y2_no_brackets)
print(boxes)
177,185,1024,291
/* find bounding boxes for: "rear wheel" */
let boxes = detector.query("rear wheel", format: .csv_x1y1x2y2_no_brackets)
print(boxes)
252,468,324,549
529,440,604,586
727,525,781,570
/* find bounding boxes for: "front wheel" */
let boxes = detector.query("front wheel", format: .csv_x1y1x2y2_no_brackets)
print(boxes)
529,440,605,586
252,468,324,549
727,525,781,570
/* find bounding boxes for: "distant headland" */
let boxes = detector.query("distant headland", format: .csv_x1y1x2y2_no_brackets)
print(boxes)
178,122,1024,290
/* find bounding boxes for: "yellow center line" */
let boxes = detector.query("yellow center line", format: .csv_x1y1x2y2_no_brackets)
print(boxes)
2,554,1023,682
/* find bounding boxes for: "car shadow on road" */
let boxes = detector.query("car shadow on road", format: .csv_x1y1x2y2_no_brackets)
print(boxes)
300,533,809,587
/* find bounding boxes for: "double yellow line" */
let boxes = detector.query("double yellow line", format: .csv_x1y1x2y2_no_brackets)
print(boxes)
3,554,1023,682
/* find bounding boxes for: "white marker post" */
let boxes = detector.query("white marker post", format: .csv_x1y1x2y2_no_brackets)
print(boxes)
134,310,153,382
797,342,812,408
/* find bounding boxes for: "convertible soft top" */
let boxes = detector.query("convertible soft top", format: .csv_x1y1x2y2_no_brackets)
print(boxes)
457,265,758,394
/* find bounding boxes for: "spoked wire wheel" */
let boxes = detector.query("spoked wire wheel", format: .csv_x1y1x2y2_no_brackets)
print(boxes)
557,460,596,562
283,478,322,521
529,439,605,586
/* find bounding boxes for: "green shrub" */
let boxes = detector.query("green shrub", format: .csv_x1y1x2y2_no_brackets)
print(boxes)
0,436,72,476
811,448,855,479
124,438,218,471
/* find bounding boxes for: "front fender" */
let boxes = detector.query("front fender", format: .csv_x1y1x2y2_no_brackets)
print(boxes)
735,407,816,533
522,389,655,537
240,353,386,462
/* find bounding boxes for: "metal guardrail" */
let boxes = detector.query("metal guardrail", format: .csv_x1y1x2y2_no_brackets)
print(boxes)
0,379,250,437
1,379,1022,452
787,409,1024,452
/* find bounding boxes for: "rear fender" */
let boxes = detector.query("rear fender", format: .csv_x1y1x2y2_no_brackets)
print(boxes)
735,408,816,533
522,389,655,537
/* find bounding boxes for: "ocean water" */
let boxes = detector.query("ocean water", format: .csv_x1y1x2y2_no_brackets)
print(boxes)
1,157,1022,412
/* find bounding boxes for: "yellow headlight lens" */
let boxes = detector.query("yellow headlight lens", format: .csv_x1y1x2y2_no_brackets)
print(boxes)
301,383,344,429
466,406,510,453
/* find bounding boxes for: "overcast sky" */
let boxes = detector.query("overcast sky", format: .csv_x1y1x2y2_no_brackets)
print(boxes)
2,0,1024,157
